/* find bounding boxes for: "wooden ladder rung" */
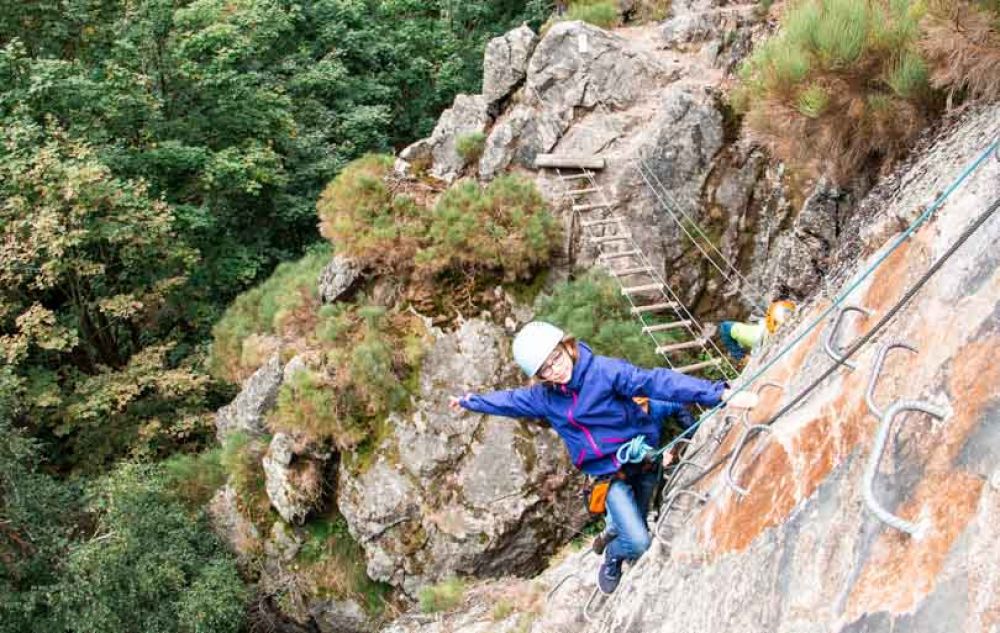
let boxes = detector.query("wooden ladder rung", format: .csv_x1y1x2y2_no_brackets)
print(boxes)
631,301,678,315
612,266,652,276
674,358,724,374
591,234,631,245
573,203,608,212
642,320,691,333
621,283,663,295
568,187,599,195
655,338,707,354
560,173,592,181
599,250,641,261
581,217,621,228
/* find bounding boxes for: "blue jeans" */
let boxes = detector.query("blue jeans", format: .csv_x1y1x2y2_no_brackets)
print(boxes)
603,465,659,562
648,399,696,430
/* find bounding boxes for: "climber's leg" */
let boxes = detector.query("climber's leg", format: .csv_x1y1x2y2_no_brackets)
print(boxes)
604,479,653,561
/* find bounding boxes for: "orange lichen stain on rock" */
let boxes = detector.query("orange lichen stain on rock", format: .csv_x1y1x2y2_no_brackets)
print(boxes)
863,237,922,314
706,440,798,553
936,336,1000,468
845,471,984,618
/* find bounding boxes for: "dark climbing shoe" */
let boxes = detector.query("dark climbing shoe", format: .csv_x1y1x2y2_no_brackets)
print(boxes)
591,531,616,556
597,556,623,594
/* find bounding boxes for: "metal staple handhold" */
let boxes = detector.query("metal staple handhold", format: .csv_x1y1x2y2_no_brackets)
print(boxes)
654,489,708,544
865,340,918,418
546,571,584,601
862,399,948,536
583,586,608,623
823,304,874,370
725,424,772,497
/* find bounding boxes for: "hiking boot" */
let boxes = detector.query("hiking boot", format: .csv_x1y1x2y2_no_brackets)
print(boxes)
597,556,623,594
591,531,616,556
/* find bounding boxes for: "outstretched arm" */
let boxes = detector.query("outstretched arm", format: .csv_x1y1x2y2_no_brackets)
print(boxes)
607,358,726,407
451,386,545,419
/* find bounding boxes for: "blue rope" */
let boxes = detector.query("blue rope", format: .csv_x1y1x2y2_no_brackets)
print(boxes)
616,435,656,464
660,133,1000,454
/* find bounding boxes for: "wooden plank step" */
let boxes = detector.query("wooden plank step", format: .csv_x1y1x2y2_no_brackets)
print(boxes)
536,154,606,170
674,358,725,374
581,217,621,228
573,203,608,212
656,338,707,354
590,234,631,245
599,250,641,260
567,187,599,195
642,320,692,334
621,283,663,295
630,301,678,315
559,173,593,181
612,266,652,276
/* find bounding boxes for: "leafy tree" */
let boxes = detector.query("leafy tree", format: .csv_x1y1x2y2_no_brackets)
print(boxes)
53,463,248,633
0,121,216,470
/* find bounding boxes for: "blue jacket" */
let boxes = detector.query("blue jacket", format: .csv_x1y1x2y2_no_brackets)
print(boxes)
460,342,726,476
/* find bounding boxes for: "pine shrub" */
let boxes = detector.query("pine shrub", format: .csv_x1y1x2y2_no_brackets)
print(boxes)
921,0,1000,101
210,244,333,382
735,0,938,180
535,271,675,368
565,0,621,27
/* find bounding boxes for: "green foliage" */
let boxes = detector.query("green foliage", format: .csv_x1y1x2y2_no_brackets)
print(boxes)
320,158,559,285
0,0,550,473
418,577,466,613
735,0,937,179
420,175,561,282
534,271,668,368
565,0,621,27
455,131,487,165
268,308,425,451
162,448,227,508
210,244,333,382
54,463,248,633
796,83,830,117
219,431,271,526
294,512,392,616
0,121,222,471
0,417,81,633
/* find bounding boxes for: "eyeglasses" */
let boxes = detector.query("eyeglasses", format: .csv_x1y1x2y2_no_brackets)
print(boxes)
536,346,564,379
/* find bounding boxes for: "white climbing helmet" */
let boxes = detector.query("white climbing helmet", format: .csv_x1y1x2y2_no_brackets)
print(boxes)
512,321,565,378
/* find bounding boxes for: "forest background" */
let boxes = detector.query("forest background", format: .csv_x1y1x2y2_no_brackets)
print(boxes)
0,2,550,631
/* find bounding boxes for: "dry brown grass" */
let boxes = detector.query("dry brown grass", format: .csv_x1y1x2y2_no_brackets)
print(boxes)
921,0,1000,102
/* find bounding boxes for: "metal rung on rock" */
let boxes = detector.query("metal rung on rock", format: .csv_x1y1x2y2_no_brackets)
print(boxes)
642,320,691,333
612,266,652,276
573,203,608,212
590,234,631,245
621,283,663,295
675,358,724,374
631,301,678,315
600,250,641,260
656,338,707,354
568,187,599,195
581,217,621,228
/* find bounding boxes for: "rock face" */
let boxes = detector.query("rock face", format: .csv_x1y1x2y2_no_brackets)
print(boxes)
482,25,538,106
382,103,1000,633
317,255,360,304
400,94,490,182
215,353,284,440
262,432,330,524
337,319,588,598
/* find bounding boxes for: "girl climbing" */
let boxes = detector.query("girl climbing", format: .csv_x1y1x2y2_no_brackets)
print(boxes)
448,321,757,594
